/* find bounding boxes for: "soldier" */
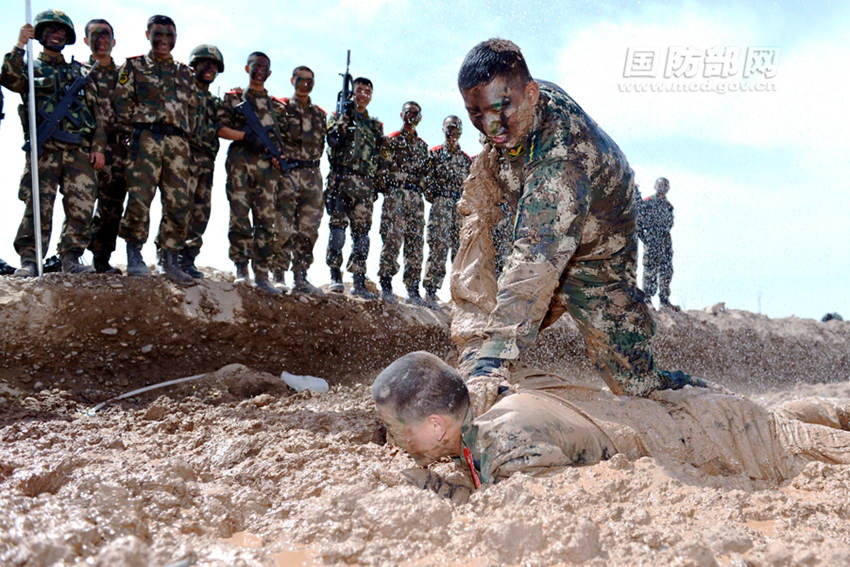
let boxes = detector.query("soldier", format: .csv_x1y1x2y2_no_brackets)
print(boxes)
325,77,383,299
422,115,472,310
373,352,850,502
216,51,288,295
451,39,703,411
1,10,105,277
174,44,224,279
0,77,10,275
637,177,676,308
270,65,326,295
113,15,196,285
82,18,125,274
377,101,430,305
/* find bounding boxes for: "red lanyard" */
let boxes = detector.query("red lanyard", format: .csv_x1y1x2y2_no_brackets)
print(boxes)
462,446,481,489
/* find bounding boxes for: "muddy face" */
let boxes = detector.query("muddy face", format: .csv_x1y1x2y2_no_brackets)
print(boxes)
85,24,114,58
292,72,314,98
462,75,538,149
193,59,218,85
146,23,175,58
401,102,422,129
247,55,271,83
40,24,69,53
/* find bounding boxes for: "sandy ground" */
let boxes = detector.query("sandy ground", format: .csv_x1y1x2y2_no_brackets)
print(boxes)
1,274,849,566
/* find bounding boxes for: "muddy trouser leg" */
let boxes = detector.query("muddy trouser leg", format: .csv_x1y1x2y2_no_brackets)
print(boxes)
56,146,97,256
658,240,673,302
378,188,402,279
119,130,165,247
423,197,451,291
184,154,215,255
402,190,425,290
325,177,349,270
269,170,296,273
14,146,62,261
774,413,850,466
561,246,665,397
154,135,191,254
347,196,373,275
250,160,280,274
289,167,324,274
88,148,128,259
642,245,658,298
225,153,254,265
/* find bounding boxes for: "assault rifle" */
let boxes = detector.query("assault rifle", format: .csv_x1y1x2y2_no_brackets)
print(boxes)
235,99,297,173
23,61,97,157
336,49,353,118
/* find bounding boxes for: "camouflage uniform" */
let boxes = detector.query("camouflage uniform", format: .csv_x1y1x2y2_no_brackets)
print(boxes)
270,96,326,274
423,144,471,293
454,81,673,397
637,194,674,303
1,47,104,262
113,51,195,252
217,88,288,273
377,129,429,289
325,109,383,275
85,55,127,263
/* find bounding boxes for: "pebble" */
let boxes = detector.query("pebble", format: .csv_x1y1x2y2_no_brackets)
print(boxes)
100,328,119,335
141,345,153,354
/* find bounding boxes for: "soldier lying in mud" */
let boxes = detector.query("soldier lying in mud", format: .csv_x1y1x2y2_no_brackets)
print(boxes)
372,351,850,503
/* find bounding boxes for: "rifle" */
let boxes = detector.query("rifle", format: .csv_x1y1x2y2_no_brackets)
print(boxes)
23,61,97,157
234,99,297,173
336,49,353,118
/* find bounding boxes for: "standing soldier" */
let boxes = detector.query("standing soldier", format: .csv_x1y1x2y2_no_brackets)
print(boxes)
83,18,125,274
177,44,224,279
325,77,383,299
216,51,288,295
637,176,676,308
1,10,106,277
0,62,11,275
113,15,196,284
422,115,471,310
271,65,326,295
377,101,429,305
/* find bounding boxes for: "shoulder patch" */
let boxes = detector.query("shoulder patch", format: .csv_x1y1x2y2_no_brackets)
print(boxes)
463,152,472,160
388,130,401,138
274,96,289,104
430,144,444,152
118,65,130,85
226,89,242,95
315,104,327,115
127,55,144,60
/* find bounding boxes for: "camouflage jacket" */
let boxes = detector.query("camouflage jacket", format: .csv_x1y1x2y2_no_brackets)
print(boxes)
1,48,106,154
425,143,471,202
190,84,221,159
472,81,638,360
112,51,196,134
380,129,429,192
217,87,285,159
636,195,673,243
84,55,120,146
276,96,326,161
326,109,383,178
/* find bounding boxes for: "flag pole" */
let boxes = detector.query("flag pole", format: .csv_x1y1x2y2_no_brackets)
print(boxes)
25,0,44,277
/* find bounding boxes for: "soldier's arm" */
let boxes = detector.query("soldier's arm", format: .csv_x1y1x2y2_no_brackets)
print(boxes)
85,69,107,162
215,94,245,141
1,45,27,93
325,112,349,148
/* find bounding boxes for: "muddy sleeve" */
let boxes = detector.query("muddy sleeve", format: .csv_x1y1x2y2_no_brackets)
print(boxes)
1,47,27,93
477,157,591,360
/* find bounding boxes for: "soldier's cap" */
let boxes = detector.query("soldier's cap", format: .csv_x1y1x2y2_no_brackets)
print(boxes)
189,44,224,72
34,9,76,45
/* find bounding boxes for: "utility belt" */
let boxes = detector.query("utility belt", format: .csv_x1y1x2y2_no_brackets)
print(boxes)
282,158,320,170
131,122,186,160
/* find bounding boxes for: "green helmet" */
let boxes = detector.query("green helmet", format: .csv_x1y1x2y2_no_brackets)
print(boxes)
189,44,224,72
34,9,76,45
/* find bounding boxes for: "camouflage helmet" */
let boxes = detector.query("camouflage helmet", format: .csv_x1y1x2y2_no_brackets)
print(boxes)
189,44,224,72
34,9,76,45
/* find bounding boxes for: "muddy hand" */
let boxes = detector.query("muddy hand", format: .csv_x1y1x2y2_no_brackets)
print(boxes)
402,468,472,504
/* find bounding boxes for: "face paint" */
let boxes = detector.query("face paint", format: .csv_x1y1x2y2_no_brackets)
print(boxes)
41,24,68,52
248,56,271,83
294,75,314,93
462,75,537,149
147,24,176,58
194,59,218,84
402,104,421,127
87,26,113,56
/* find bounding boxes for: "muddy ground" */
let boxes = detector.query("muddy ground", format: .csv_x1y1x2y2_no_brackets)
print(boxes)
1,273,849,566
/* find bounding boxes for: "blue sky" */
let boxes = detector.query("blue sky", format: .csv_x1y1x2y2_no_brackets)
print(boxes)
1,1,847,320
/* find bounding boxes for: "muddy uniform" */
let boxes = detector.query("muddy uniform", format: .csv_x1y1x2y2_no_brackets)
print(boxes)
377,130,429,289
325,110,383,275
85,55,127,264
423,144,471,294
453,81,678,397
637,194,674,303
271,96,326,275
113,51,195,253
217,88,287,273
459,377,850,485
1,47,105,262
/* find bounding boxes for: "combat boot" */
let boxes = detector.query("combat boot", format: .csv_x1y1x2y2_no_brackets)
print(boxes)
60,251,95,274
379,276,397,304
293,271,322,295
126,243,150,276
351,273,377,300
254,270,282,295
160,250,194,286
14,259,37,277
405,285,424,307
180,248,203,279
0,258,16,275
234,262,250,283
273,269,286,286
328,267,344,293
93,254,121,274
424,288,440,311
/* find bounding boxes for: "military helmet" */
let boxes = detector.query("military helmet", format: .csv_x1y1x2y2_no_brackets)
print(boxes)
189,44,224,72
34,9,76,45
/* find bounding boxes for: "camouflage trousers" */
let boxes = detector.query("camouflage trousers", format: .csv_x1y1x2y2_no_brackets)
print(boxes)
378,186,424,288
183,151,216,254
325,171,375,275
642,237,673,301
14,141,96,260
423,195,460,292
118,130,191,252
225,148,283,272
88,143,127,259
270,166,322,274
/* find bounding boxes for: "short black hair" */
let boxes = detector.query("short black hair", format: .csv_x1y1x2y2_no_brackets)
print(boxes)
147,15,176,31
353,77,373,89
85,19,114,38
248,51,270,65
372,351,469,423
458,38,532,92
402,101,421,111
292,65,313,77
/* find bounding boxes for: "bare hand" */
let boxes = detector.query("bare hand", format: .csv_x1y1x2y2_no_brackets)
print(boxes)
17,24,35,49
90,151,106,170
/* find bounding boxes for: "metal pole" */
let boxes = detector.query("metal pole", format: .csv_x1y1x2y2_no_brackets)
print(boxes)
26,0,44,277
